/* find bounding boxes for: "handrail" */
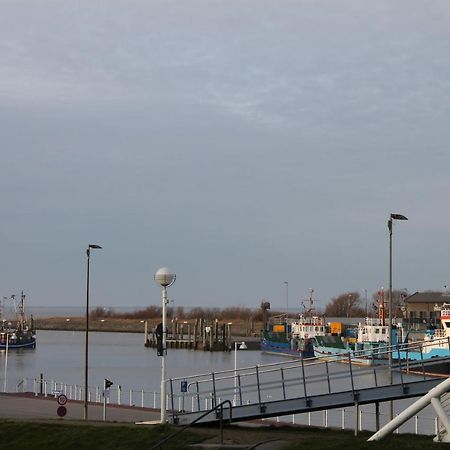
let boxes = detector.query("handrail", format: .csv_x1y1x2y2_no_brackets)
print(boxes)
148,400,232,450
171,337,449,384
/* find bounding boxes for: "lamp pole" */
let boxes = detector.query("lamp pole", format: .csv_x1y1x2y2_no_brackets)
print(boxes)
233,341,247,406
388,213,408,420
154,267,176,423
84,244,102,421
284,281,289,339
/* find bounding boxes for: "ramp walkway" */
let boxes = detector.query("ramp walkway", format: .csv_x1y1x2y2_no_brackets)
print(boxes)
165,351,447,426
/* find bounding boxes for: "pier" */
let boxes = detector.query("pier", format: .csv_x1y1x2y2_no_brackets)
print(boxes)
144,318,260,351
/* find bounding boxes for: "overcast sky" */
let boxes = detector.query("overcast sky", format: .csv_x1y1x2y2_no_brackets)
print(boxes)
1,1,450,311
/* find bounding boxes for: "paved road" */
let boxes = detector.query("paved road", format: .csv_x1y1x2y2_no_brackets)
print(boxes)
0,393,160,423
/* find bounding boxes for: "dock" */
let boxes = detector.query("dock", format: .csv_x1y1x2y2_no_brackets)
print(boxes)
144,318,260,351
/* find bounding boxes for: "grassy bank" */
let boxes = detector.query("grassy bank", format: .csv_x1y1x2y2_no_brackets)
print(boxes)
34,317,262,336
0,420,442,450
0,421,207,450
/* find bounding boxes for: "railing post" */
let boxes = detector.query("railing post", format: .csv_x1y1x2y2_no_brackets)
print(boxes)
348,353,356,397
325,361,331,394
301,357,308,404
280,367,286,400
196,381,201,411
219,404,224,444
375,402,380,431
170,379,175,418
141,389,144,408
237,374,243,406
255,366,264,412
420,344,426,380
396,344,405,390
211,373,217,409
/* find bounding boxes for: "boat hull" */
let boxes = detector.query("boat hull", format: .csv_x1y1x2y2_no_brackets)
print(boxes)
0,337,36,349
313,345,387,366
260,339,315,358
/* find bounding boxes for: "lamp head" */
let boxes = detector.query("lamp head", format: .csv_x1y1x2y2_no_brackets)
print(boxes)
390,213,408,221
154,267,176,287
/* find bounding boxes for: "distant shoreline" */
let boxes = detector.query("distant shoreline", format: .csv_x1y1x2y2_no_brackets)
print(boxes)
34,317,259,337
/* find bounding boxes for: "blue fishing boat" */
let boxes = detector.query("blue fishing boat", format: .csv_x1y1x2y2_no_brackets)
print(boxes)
261,314,326,358
0,292,36,350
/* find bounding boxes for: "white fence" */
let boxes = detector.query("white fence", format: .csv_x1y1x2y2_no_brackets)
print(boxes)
8,376,441,436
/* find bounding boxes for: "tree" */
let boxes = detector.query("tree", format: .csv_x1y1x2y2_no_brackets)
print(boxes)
324,291,365,318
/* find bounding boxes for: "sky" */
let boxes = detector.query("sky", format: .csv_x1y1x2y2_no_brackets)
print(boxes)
1,0,450,312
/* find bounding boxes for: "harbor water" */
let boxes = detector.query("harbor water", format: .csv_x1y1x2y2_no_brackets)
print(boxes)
0,330,441,436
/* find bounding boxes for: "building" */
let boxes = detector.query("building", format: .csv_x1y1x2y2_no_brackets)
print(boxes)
405,291,450,326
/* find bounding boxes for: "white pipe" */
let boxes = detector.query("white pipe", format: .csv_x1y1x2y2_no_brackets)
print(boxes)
368,377,450,441
431,397,450,437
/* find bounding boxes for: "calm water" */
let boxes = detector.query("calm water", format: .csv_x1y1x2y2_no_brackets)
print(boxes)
0,330,440,434
1,330,282,392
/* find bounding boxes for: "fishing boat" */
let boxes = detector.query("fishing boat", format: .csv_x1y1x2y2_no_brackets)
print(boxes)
312,290,403,365
261,314,326,358
312,318,402,365
0,292,36,350
396,303,450,362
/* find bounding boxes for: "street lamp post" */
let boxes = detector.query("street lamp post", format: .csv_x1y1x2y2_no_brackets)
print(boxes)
154,267,176,423
284,281,289,339
233,341,247,406
84,244,102,421
388,213,408,420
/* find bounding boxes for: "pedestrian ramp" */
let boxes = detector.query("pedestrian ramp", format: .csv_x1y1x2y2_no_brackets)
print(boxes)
165,354,446,426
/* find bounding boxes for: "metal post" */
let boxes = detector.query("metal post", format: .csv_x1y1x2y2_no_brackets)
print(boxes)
301,356,308,401
233,341,237,405
284,281,289,340
280,368,286,400
103,379,106,421
196,381,200,411
256,366,263,411
3,333,9,392
348,353,355,396
325,361,331,393
375,402,380,431
84,244,102,421
84,248,90,421
212,372,217,409
237,374,243,406
161,285,167,422
170,378,175,417
388,217,393,422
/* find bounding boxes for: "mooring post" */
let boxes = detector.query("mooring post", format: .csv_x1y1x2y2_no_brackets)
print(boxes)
375,401,380,431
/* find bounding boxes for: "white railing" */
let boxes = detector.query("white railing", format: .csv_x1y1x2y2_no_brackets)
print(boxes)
6,376,442,436
14,377,162,410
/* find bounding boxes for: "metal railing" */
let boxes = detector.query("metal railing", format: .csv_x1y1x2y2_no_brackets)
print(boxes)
149,400,232,450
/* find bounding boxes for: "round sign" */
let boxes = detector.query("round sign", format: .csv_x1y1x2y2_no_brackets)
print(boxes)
57,406,67,417
57,394,67,406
